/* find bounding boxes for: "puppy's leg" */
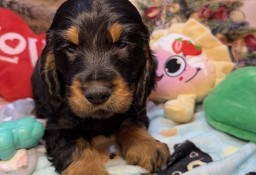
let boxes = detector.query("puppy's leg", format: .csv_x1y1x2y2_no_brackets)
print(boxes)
62,138,109,175
116,123,170,172
45,131,109,175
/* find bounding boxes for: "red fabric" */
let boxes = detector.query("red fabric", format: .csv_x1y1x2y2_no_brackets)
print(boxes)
0,8,46,101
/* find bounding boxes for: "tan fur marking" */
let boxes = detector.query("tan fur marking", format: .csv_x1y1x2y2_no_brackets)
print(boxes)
68,79,87,116
109,77,134,112
42,52,60,95
109,23,123,43
91,135,120,162
68,76,133,118
116,124,170,172
45,53,55,71
66,26,79,45
62,139,109,175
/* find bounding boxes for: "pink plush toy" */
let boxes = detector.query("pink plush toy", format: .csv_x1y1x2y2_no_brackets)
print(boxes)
150,19,234,123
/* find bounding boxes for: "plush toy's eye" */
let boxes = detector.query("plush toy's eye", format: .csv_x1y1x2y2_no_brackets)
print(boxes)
164,55,186,77
66,43,77,53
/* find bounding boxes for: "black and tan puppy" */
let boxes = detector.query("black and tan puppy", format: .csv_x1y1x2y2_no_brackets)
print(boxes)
32,0,169,174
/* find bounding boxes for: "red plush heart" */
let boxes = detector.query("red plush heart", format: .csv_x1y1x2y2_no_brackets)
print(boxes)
5,38,20,49
0,8,46,101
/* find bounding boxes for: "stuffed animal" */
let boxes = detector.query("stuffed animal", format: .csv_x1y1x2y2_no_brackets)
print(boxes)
203,67,256,143
0,8,45,102
0,116,44,160
150,19,234,123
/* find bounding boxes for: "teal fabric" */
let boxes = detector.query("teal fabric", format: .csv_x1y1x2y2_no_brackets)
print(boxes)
203,67,256,143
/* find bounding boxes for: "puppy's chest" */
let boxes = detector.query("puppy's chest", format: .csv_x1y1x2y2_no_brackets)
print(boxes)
77,116,125,138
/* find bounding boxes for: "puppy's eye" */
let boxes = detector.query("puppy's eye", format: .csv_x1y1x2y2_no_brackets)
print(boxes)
66,43,77,53
115,41,127,49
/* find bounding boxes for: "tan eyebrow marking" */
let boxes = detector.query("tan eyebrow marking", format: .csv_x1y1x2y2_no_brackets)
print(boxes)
66,26,79,45
109,23,123,43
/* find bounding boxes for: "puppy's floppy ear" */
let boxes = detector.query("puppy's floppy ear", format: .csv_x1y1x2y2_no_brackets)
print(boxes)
135,44,157,108
39,30,60,97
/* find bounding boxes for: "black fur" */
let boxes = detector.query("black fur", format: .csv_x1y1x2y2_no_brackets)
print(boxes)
32,0,157,173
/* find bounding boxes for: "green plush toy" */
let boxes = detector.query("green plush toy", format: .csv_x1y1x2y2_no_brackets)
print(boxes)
203,67,256,143
0,116,44,160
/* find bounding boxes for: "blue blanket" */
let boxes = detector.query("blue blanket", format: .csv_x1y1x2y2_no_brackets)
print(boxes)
0,99,255,175
147,103,256,175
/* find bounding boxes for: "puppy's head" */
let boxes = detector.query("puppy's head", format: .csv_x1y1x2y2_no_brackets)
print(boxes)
40,0,156,119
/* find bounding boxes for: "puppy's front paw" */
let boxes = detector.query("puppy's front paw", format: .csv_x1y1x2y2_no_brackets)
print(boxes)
62,139,110,175
125,139,169,172
117,124,170,173
62,165,109,175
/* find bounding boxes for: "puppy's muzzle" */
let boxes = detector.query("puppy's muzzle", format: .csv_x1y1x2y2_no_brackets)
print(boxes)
84,83,112,105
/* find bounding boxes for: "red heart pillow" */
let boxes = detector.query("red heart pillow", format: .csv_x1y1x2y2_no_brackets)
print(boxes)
0,8,46,101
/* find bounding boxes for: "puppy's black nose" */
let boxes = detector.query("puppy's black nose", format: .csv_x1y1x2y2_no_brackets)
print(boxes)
84,85,112,104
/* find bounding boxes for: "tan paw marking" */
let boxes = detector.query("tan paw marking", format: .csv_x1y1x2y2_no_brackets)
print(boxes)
117,124,170,172
62,139,110,175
